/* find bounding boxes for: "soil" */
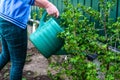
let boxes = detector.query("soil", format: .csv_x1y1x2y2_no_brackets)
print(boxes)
0,47,52,80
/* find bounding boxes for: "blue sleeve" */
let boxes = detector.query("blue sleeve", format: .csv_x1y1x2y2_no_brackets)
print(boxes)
28,0,35,5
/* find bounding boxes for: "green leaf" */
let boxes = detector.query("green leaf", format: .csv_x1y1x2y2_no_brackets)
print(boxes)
22,78,27,80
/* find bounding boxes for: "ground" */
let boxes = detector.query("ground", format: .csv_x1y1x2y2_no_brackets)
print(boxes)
0,47,52,80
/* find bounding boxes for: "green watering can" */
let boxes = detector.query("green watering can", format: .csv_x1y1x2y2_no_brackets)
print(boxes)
30,11,66,58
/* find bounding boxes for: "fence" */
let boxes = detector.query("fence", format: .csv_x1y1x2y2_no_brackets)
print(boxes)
30,0,120,20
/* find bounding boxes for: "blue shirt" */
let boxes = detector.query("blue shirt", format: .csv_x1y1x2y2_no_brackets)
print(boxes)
0,0,35,29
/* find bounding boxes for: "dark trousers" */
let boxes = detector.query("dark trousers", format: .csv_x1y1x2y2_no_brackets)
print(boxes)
0,18,27,80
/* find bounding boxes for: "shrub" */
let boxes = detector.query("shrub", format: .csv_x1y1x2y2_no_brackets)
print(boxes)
48,0,120,80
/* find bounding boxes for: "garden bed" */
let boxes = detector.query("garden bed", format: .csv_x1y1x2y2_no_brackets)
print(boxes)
0,47,52,80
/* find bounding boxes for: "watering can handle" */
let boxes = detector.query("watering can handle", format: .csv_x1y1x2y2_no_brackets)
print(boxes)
39,10,60,27
39,10,47,27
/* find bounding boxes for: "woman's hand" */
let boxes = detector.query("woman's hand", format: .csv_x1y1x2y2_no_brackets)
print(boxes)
34,0,59,18
45,2,59,18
